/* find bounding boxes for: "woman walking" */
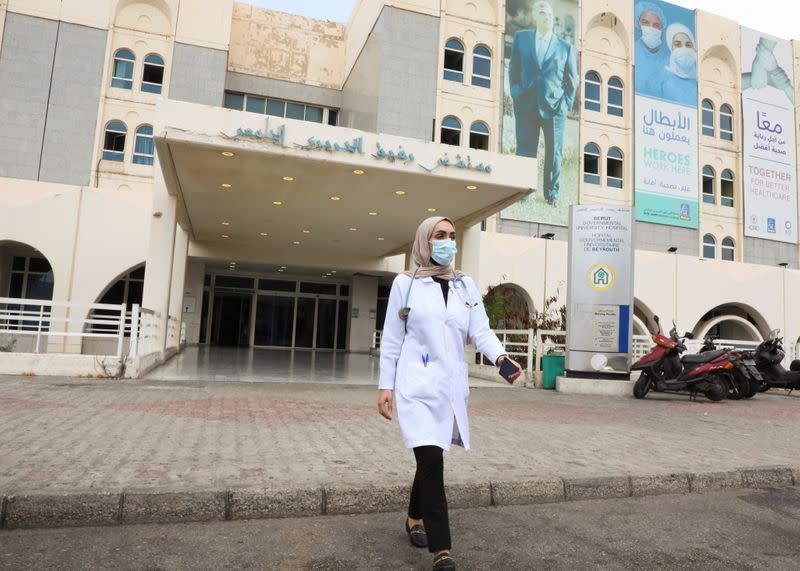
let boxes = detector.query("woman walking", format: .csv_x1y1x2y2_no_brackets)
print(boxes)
377,216,522,570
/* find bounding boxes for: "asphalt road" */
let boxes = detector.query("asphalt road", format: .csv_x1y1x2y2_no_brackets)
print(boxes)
2,488,799,570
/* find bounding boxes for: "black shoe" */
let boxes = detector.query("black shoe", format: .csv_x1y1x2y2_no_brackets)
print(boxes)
405,518,428,548
432,552,456,570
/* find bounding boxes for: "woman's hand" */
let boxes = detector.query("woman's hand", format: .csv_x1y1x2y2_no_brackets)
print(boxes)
497,355,523,382
377,389,394,420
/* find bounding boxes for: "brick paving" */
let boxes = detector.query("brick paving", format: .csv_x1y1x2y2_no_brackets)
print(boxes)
1,375,799,496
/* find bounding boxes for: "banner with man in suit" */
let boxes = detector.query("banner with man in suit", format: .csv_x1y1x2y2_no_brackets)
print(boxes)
502,0,579,226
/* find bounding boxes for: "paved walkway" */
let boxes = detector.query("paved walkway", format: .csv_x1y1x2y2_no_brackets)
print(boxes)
1,374,799,497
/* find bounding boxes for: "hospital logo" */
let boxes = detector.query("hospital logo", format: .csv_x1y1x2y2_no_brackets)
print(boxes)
767,218,776,233
587,264,615,292
679,203,691,221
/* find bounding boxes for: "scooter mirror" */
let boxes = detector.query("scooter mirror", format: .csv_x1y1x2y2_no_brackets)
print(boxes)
654,315,660,324
685,332,694,339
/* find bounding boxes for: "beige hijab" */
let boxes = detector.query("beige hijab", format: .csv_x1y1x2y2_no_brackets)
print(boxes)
404,216,465,278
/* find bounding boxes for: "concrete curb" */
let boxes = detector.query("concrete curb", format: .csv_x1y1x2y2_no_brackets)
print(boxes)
1,464,798,530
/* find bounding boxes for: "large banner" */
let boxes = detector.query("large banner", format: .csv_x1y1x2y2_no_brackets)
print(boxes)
501,0,579,226
741,28,798,243
633,0,698,228
566,205,634,375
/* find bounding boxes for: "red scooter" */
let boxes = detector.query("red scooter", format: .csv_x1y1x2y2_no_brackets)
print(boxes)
632,316,731,401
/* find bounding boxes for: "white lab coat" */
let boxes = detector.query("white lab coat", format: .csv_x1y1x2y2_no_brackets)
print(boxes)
379,273,505,451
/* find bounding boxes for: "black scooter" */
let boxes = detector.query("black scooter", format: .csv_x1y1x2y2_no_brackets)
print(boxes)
753,330,800,394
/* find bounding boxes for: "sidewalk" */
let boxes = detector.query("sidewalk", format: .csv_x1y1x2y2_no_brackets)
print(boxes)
1,374,798,529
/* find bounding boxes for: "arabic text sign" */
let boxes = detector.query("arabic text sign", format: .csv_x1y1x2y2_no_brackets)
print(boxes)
741,27,798,244
634,97,699,227
633,0,698,229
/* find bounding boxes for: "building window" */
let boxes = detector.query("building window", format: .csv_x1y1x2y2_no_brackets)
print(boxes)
91,266,146,334
469,121,489,150
721,237,735,261
443,38,465,82
223,92,328,124
702,99,714,137
111,49,135,89
606,147,623,188
440,116,461,146
703,234,716,259
583,143,601,184
472,45,491,88
720,169,734,207
6,256,54,300
141,54,164,94
102,121,127,161
584,71,601,112
720,103,734,141
607,76,624,117
702,165,715,204
133,124,154,166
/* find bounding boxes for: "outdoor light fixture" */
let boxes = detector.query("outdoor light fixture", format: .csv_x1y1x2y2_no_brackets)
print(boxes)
541,233,555,240
282,176,294,182
302,229,311,234
395,190,406,196
221,151,234,157
427,208,437,212
220,234,230,239
272,201,283,205
330,196,341,201
353,169,365,175
221,221,230,226
349,227,358,231
779,262,789,267
377,236,385,241
220,183,232,188
368,211,378,216
292,241,301,245
667,246,678,253
466,185,478,190
260,232,268,236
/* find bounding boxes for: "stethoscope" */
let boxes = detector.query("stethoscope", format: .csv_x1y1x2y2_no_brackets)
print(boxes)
399,266,478,330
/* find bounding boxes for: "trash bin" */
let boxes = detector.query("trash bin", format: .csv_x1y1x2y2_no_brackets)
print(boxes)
541,354,565,390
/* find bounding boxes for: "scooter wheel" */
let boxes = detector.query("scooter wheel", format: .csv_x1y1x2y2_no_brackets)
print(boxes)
705,375,727,402
633,372,652,399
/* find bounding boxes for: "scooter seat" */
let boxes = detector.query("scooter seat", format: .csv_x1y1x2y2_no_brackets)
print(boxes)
682,349,727,363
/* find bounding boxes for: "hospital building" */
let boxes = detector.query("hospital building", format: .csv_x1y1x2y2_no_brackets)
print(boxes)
1,0,799,378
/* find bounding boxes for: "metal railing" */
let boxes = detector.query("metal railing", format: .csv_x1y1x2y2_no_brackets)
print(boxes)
372,329,382,350
0,297,128,356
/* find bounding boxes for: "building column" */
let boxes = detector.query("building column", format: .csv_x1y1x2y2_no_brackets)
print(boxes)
182,259,206,345
141,168,178,358
166,227,189,351
348,274,379,353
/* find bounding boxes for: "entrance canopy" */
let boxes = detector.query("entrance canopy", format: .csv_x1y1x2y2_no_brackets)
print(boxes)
154,100,536,263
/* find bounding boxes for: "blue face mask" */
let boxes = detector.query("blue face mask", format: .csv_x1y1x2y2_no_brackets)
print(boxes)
431,239,458,265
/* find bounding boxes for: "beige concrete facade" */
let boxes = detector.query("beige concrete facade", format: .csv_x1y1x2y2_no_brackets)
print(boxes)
2,0,800,378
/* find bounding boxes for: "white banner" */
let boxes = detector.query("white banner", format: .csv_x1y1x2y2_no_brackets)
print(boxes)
741,28,798,243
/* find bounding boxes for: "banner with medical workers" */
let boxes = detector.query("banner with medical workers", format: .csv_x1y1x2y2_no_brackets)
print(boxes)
633,0,699,228
500,0,580,227
741,28,798,244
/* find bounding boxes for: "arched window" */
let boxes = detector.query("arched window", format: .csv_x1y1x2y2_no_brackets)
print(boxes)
92,266,146,334
606,147,623,188
584,71,601,112
702,99,714,137
443,38,464,82
469,121,489,150
111,49,135,89
471,45,491,88
440,116,461,146
703,234,716,259
133,124,154,165
719,103,733,141
702,165,715,204
607,76,624,117
583,143,600,184
720,169,734,207
102,121,127,161
141,54,165,94
721,237,735,261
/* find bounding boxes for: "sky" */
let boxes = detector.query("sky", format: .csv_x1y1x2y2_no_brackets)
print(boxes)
247,0,799,40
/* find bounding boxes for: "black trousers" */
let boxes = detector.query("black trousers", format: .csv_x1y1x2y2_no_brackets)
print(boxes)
407,445,450,552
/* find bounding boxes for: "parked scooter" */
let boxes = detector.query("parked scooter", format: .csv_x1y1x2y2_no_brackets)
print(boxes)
753,330,800,394
698,336,761,399
632,316,731,401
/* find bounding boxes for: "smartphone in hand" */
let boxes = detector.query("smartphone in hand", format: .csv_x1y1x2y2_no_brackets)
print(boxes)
499,359,518,384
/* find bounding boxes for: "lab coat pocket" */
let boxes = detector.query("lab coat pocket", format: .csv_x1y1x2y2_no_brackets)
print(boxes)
400,360,441,401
